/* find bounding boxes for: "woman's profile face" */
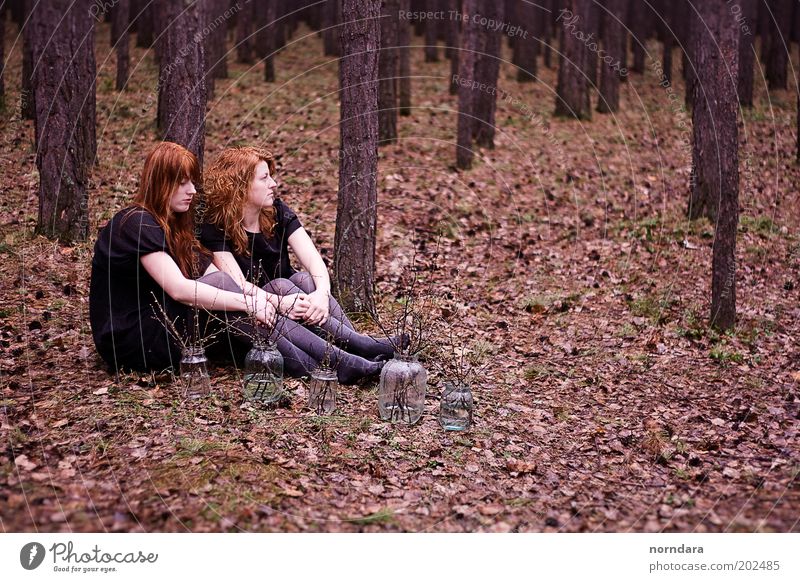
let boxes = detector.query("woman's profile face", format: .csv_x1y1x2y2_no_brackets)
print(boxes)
248,160,277,209
169,177,197,213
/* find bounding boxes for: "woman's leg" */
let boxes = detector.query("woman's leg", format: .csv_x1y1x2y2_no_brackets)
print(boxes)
289,272,356,330
200,273,382,384
264,278,398,360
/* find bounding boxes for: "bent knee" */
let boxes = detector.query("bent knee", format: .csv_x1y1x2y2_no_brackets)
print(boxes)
199,271,242,293
289,271,315,293
263,277,300,295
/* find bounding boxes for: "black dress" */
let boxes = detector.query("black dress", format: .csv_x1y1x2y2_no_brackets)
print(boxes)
89,207,212,371
199,198,302,287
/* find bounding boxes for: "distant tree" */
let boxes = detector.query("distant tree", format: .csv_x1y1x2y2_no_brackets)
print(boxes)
398,0,412,112
448,0,460,95
0,2,6,109
737,0,757,107
513,1,538,82
687,0,740,330
236,0,255,63
208,0,230,81
158,0,207,167
21,0,36,119
135,0,154,47
597,0,626,113
455,0,479,169
112,0,130,91
555,0,594,120
765,0,792,90
323,0,341,55
32,0,96,243
472,0,504,148
335,0,380,314
424,0,439,61
658,0,674,84
379,0,399,145
628,0,648,74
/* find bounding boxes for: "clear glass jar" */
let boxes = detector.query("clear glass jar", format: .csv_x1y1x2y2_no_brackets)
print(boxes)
242,339,285,405
439,381,473,431
378,353,426,425
308,365,338,414
180,346,211,399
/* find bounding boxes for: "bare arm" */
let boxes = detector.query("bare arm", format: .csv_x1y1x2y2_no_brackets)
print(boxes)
288,227,331,324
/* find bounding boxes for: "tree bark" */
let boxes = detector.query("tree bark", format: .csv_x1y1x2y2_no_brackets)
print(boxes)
472,0,504,148
0,2,5,109
513,2,538,82
628,0,647,73
22,0,36,119
424,0,438,61
398,0,412,112
597,0,626,113
261,0,277,82
135,0,153,47
555,0,593,120
543,0,554,69
236,0,255,63
659,0,674,85
765,0,792,90
448,0,460,95
208,0,229,80
379,0,399,145
323,0,341,55
455,0,479,169
737,0,757,106
33,0,96,243
158,0,207,168
113,0,131,91
335,0,379,314
693,1,740,330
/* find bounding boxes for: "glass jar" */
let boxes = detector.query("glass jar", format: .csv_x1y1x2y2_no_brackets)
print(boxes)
180,346,211,399
439,381,473,431
308,365,338,414
242,339,285,405
378,353,426,425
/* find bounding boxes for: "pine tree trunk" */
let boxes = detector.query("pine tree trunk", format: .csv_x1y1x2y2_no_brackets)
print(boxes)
694,1,740,331
236,0,254,63
158,0,207,167
683,0,696,109
263,0,277,82
555,0,593,120
597,0,626,114
21,0,36,119
737,0,757,107
659,0,673,85
0,2,5,109
765,0,792,90
448,0,460,95
455,0,479,169
513,2,538,82
208,0,229,80
323,0,341,56
33,0,96,243
472,0,504,148
136,0,153,47
113,0,130,91
398,0,412,112
335,0,379,314
424,0,438,61
378,0,399,145
543,0,553,69
628,0,647,74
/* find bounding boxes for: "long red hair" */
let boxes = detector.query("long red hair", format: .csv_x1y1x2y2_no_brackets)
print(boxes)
132,142,209,277
204,146,278,257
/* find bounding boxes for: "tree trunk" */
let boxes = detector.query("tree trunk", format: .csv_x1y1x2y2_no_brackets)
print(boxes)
513,2,538,82
22,0,36,119
262,1,277,82
0,2,5,109
236,0,255,63
691,0,740,331
455,0,479,169
33,0,96,243
472,0,504,148
113,0,130,91
555,0,593,120
543,0,554,69
765,0,792,90
597,0,626,113
448,0,460,95
628,0,647,74
158,0,207,167
659,0,673,85
136,0,153,47
737,0,757,106
424,0,438,61
683,0,696,108
323,0,341,55
378,0,399,145
398,0,412,112
335,0,379,314
208,0,229,80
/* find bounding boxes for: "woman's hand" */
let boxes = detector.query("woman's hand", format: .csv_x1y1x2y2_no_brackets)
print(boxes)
277,293,311,320
303,290,330,326
246,293,277,328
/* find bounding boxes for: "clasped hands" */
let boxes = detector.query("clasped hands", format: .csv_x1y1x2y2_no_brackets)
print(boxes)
246,289,330,327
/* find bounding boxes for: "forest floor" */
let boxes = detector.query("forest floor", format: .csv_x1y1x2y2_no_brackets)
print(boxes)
1,24,799,532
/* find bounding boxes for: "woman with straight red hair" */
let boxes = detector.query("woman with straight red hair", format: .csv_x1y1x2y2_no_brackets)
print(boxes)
89,142,276,372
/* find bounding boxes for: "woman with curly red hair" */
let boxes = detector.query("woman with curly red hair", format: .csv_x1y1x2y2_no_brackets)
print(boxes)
89,142,276,372
201,146,401,383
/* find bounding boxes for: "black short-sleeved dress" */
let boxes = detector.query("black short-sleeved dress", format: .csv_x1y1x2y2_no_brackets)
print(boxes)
200,198,303,287
89,207,212,371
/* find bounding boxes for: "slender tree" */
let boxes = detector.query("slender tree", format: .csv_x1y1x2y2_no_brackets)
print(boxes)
737,0,757,107
323,0,341,55
135,0,154,47
32,0,96,243
543,0,554,69
658,0,674,85
555,0,594,119
448,0,460,95
21,0,36,119
335,0,380,314
765,0,792,90
0,2,5,109
378,0,399,144
424,0,438,61
236,0,255,63
112,0,130,91
398,0,412,112
628,0,648,74
513,2,538,82
687,0,740,330
598,0,626,113
472,0,504,148
455,0,479,169
208,0,229,80
158,0,207,167
261,1,278,82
